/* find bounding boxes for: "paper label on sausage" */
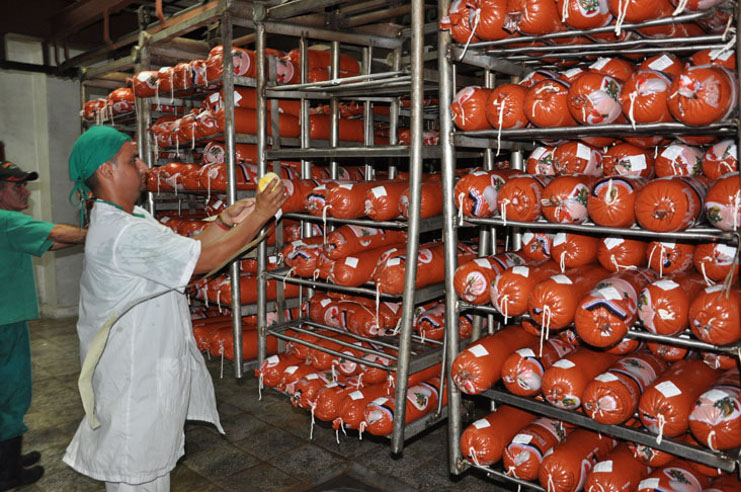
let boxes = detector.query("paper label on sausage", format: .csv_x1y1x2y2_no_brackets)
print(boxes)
385,302,401,314
553,233,567,246
627,154,647,171
512,266,530,277
576,143,592,161
716,243,737,258
703,389,730,402
705,284,725,293
593,460,613,473
468,345,489,358
511,433,533,444
305,373,319,380
711,48,733,61
349,390,365,400
530,147,547,161
474,258,492,269
372,397,389,405
659,242,676,249
653,279,679,291
371,186,387,198
648,55,675,71
284,366,298,375
516,348,536,358
320,298,332,307
325,382,339,388
387,257,402,266
639,479,660,490
598,287,622,301
265,355,280,366
473,170,488,176
595,372,619,382
553,359,576,369
339,184,354,190
661,145,683,161
522,232,535,244
472,418,491,429
603,237,624,250
655,381,682,398
563,68,583,79
344,257,359,268
551,274,573,285
315,184,327,190
209,92,220,103
589,57,610,70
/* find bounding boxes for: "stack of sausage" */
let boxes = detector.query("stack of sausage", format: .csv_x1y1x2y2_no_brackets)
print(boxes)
453,323,741,491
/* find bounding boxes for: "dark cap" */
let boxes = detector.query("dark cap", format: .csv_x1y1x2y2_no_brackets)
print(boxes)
0,161,39,182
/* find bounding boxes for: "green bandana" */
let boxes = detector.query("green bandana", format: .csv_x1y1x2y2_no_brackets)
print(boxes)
68,126,131,222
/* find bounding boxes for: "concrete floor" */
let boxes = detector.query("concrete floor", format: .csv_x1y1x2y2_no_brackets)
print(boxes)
19,317,506,491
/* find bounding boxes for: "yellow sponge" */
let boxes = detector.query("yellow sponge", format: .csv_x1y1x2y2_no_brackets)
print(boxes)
258,172,280,192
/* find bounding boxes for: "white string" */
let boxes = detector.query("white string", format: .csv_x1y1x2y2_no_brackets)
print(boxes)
457,9,481,61
672,0,688,16
219,341,225,380
500,198,510,227
605,179,617,206
258,371,264,401
498,294,510,324
309,402,317,440
542,305,552,341
656,413,665,445
559,252,566,273
700,261,716,287
547,473,556,492
457,193,465,225
707,430,718,452
358,421,366,440
561,0,570,23
469,447,481,467
496,99,504,157
322,205,330,248
614,0,629,37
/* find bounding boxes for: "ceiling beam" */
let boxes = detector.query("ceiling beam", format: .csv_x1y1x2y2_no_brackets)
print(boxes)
52,0,140,40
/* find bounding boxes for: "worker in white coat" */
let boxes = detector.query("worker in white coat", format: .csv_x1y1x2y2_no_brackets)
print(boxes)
62,126,286,491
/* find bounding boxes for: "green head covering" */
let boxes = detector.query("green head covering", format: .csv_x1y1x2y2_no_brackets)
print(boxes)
68,126,131,219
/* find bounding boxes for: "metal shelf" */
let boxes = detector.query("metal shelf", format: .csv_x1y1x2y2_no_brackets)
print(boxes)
264,267,446,305
266,145,483,159
149,189,255,199
457,121,738,141
463,463,545,491
462,217,738,243
481,388,740,473
282,212,443,233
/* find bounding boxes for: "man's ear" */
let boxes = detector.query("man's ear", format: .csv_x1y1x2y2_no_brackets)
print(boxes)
98,162,115,182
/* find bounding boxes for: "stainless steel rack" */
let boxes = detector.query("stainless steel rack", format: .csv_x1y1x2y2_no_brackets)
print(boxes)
438,0,741,485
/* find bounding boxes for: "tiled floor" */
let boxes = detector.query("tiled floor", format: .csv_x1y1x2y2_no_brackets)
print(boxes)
19,317,510,491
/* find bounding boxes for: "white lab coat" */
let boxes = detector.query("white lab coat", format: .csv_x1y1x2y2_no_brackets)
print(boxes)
63,202,222,484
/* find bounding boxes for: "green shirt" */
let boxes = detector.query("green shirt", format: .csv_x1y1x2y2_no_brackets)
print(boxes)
0,209,54,325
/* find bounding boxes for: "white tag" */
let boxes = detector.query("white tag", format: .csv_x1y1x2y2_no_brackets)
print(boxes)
590,57,610,70
473,418,491,429
711,48,733,61
661,145,683,161
387,258,402,266
648,55,674,71
660,242,676,249
563,68,583,78
598,287,622,300
551,274,573,285
306,373,319,380
292,240,306,247
553,359,576,369
517,348,536,358
315,184,327,190
656,381,682,398
553,233,567,246
474,258,492,269
285,366,298,375
706,284,725,293
593,460,613,473
233,91,242,105
512,433,533,444
385,303,401,314
627,154,647,171
371,186,387,198
513,266,530,277
350,390,364,400
596,372,619,382
325,382,339,388
468,345,489,358
654,279,679,291
209,92,220,103
372,397,389,405
266,355,280,364
320,298,332,307
717,244,737,257
576,143,592,161
604,237,624,250
473,170,488,176
522,232,534,244
339,184,354,190
703,389,729,402
639,479,660,489
531,147,547,161
344,257,359,268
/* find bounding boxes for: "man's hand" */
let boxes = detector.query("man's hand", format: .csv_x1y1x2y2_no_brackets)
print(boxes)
221,198,256,226
253,178,288,220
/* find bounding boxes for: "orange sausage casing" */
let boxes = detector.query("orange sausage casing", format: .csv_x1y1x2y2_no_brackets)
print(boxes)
490,260,561,319
585,443,650,492
460,405,536,466
503,418,572,481
454,252,527,305
501,335,578,396
541,347,620,410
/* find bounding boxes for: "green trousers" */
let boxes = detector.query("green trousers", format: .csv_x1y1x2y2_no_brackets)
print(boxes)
0,321,31,440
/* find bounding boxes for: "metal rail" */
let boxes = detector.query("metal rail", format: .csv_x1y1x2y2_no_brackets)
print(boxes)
463,217,737,243
482,388,740,472
282,212,444,232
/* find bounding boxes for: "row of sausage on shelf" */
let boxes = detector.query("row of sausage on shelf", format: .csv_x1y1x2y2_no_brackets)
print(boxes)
441,0,732,48
451,51,736,134
453,322,740,491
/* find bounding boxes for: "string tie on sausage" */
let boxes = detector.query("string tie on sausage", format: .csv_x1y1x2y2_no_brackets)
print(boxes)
458,9,481,61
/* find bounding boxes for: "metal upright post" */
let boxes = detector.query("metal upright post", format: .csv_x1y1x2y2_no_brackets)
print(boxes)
390,0,424,454
256,15,269,370
388,47,401,180
134,40,154,215
330,40,340,180
510,150,523,251
221,11,243,378
362,46,374,180
437,0,463,475
299,36,314,300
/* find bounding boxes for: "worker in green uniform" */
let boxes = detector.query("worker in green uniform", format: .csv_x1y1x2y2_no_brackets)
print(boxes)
0,161,87,490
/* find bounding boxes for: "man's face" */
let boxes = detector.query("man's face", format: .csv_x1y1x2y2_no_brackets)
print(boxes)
0,181,31,211
111,142,147,196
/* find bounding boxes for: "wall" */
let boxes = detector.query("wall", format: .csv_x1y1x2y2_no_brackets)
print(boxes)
1,35,83,318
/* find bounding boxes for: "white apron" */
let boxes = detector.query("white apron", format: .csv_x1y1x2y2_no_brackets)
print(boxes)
63,202,222,484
